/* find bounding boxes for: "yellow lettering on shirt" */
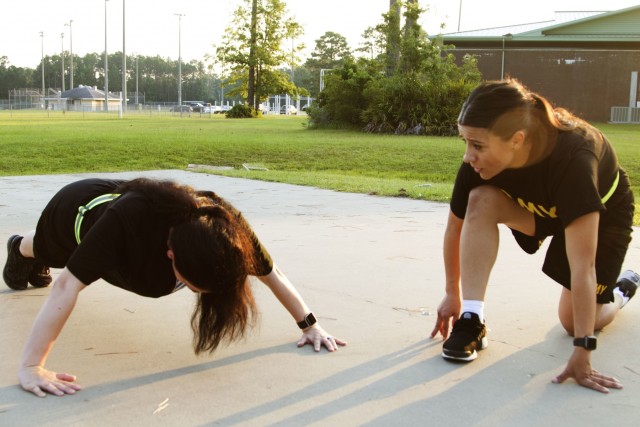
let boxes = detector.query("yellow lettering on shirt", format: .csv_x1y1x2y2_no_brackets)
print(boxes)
596,284,608,296
499,189,558,219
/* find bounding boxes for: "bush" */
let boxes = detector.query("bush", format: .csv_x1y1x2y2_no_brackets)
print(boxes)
225,104,257,118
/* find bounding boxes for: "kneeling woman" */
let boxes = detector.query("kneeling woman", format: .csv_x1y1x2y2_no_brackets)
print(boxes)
3,178,346,397
430,79,637,393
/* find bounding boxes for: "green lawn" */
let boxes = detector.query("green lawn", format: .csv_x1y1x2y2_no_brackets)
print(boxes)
1,110,638,224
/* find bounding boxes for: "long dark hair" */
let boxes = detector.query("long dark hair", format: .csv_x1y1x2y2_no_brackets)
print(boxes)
118,178,258,354
458,78,598,158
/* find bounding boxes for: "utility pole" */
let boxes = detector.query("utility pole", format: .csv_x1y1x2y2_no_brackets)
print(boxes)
175,13,185,112
60,32,65,92
65,20,73,89
104,0,109,111
39,32,45,98
122,0,127,112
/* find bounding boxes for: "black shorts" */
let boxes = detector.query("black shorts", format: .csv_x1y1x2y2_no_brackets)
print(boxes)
33,179,125,268
511,189,635,304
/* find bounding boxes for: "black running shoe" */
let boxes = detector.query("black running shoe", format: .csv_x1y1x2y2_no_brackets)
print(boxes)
3,235,34,290
616,270,639,308
442,312,488,362
29,263,52,288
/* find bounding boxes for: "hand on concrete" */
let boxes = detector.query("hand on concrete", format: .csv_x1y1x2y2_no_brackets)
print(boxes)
430,294,462,340
297,324,347,352
552,348,623,393
18,365,82,397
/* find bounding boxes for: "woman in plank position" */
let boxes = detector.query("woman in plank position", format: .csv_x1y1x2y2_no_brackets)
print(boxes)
4,177,346,397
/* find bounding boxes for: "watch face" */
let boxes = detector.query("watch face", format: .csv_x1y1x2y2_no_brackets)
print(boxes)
574,336,597,350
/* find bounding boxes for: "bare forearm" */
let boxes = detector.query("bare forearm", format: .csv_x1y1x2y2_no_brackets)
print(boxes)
258,265,310,322
570,269,597,338
443,211,462,296
21,270,83,368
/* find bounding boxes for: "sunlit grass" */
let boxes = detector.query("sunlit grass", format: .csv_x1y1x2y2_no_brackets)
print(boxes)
1,110,637,224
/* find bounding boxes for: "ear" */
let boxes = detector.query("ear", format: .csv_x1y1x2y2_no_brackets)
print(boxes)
166,248,174,260
511,130,526,149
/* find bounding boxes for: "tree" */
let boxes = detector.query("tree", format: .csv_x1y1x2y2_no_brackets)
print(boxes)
301,31,352,97
215,0,305,112
307,0,481,135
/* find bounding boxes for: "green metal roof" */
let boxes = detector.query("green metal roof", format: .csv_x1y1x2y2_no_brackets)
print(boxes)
436,5,640,43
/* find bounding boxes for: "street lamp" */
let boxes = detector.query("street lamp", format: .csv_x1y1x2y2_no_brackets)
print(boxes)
175,13,185,112
39,32,45,97
122,0,126,113
60,32,65,92
132,52,139,105
104,0,109,112
65,20,73,89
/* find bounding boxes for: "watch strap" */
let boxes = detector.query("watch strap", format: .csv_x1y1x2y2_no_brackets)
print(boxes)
573,336,597,350
297,312,317,329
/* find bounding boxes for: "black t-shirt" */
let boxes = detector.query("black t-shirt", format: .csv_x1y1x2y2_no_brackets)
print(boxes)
450,130,628,230
35,179,274,298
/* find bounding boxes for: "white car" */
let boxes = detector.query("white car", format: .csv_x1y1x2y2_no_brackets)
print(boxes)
280,105,298,115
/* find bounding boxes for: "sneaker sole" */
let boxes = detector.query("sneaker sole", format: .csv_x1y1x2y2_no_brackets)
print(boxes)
441,336,488,363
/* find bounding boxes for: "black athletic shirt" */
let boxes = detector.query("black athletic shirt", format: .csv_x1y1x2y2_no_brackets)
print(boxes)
34,179,274,298
450,130,630,229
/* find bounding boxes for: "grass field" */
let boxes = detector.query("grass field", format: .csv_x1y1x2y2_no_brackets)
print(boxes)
1,110,638,224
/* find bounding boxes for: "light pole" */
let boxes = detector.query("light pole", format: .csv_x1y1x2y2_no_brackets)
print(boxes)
104,0,109,111
175,13,185,112
457,0,463,32
60,32,65,92
133,52,139,105
122,0,126,112
65,20,73,89
39,32,45,98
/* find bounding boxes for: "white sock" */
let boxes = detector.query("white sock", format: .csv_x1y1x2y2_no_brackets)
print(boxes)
613,287,629,308
461,300,485,323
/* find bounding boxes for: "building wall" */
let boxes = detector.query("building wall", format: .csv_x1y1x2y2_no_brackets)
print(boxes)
450,47,640,122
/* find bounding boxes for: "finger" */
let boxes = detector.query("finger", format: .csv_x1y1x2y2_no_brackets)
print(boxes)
591,373,623,390
579,377,610,394
313,338,321,352
552,370,569,384
56,372,77,382
333,338,347,347
327,337,338,351
429,325,440,339
26,385,47,398
296,336,308,348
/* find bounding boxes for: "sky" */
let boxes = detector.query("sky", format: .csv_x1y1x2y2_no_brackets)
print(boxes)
2,0,639,69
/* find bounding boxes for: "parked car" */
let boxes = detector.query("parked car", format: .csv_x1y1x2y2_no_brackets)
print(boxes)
280,105,298,115
170,105,193,113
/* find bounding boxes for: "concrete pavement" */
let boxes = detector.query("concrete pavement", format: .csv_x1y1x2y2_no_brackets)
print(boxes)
1,170,638,426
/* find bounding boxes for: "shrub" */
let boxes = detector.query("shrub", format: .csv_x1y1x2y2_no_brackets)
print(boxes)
225,104,257,118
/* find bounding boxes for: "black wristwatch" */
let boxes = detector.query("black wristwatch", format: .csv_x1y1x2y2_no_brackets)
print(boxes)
297,312,317,329
573,336,597,350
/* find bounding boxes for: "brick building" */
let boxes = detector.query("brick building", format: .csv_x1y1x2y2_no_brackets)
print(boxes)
437,5,640,122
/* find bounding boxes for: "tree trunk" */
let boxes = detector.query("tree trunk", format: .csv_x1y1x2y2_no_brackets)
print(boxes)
386,0,401,76
247,0,258,109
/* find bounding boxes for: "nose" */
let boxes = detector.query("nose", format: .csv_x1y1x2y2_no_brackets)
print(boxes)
463,146,475,164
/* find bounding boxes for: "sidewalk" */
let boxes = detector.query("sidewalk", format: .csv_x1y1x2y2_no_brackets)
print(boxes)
1,170,638,426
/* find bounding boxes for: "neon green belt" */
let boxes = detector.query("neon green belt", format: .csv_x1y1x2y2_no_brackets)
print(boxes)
74,193,121,244
601,171,619,204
